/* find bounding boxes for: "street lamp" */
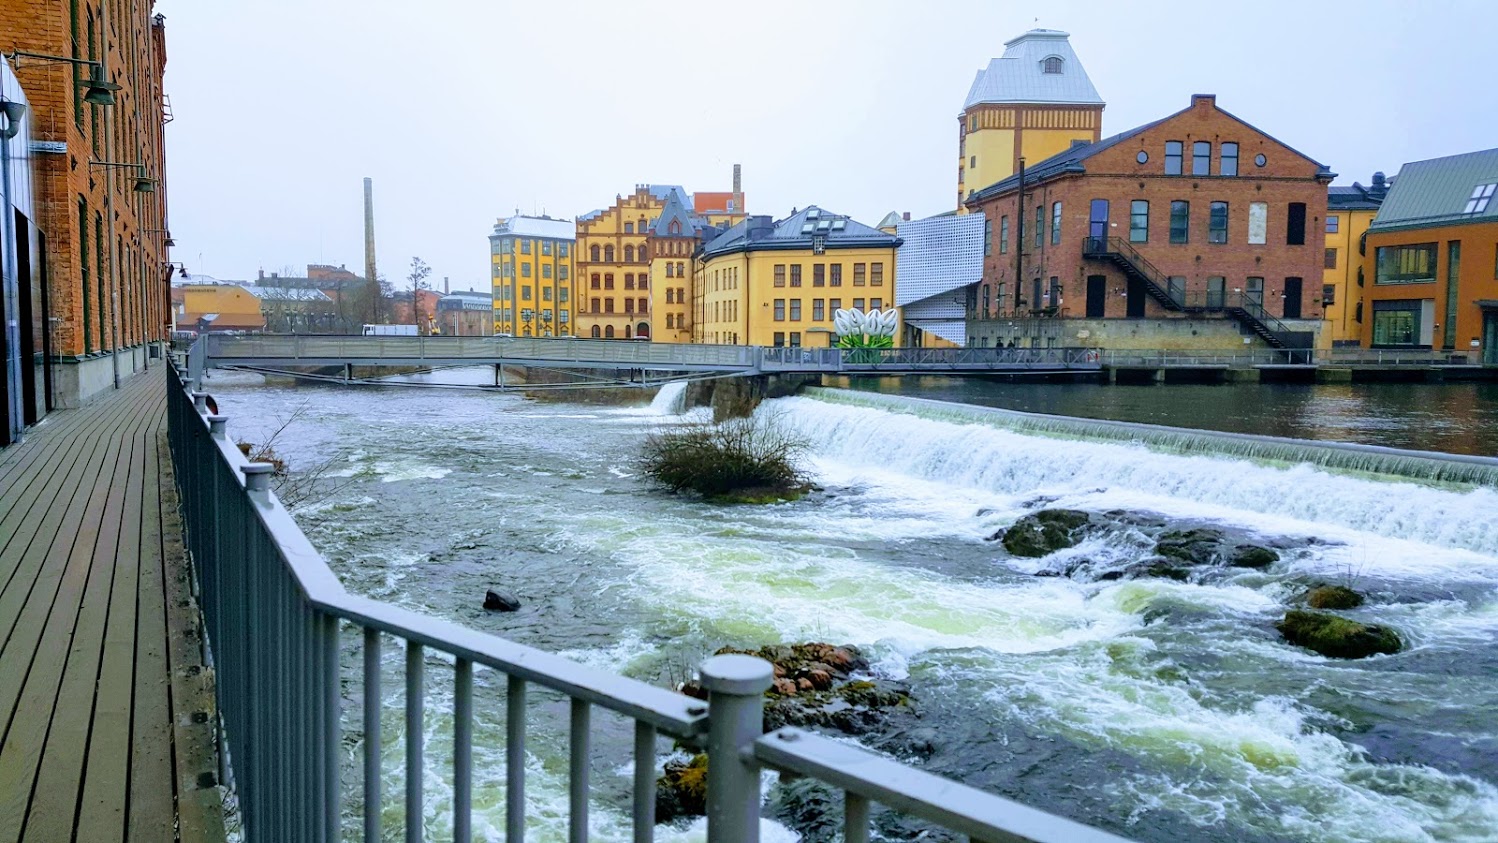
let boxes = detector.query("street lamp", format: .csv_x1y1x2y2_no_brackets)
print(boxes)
91,160,155,192
6,51,119,106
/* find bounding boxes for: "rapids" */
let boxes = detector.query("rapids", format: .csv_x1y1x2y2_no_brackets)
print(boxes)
203,369,1498,843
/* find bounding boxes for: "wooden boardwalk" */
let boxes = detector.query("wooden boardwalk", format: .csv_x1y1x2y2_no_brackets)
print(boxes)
0,371,224,843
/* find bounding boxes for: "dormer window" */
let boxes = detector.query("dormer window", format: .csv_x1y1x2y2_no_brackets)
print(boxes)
1042,56,1064,74
1464,183,1495,214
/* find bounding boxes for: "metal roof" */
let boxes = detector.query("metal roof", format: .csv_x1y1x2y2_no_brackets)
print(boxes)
700,206,899,259
491,214,576,241
248,287,332,303
1371,147,1498,231
964,30,1104,110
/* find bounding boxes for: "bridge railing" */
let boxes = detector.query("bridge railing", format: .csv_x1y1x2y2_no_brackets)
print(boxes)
165,360,1133,843
759,346,843,370
201,333,761,371
1097,348,1481,368
839,346,1102,370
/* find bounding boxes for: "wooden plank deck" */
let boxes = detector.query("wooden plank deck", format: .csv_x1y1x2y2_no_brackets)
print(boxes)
0,371,225,843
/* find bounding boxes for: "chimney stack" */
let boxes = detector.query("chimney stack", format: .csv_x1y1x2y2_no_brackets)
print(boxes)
732,164,743,214
363,177,378,319
444,276,450,295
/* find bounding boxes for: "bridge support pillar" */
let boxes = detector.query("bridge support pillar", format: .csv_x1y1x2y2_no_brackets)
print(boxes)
344,363,353,383
1223,368,1261,383
1315,367,1353,384
1150,368,1166,384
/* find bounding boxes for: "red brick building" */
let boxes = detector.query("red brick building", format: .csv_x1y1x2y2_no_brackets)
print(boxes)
2,1,172,410
964,94,1334,349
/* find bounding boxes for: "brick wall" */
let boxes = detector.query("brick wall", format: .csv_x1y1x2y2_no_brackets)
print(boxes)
4,0,170,364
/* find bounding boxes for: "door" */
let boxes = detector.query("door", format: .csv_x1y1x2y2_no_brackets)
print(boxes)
1484,312,1498,365
1086,275,1106,318
1126,277,1147,318
1088,199,1110,248
1283,277,1303,319
1245,277,1264,307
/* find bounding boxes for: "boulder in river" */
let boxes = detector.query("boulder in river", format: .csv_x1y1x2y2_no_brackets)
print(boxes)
1276,610,1401,659
1154,528,1227,566
483,589,521,612
656,753,708,823
1230,545,1279,569
1305,585,1365,610
1000,509,1091,558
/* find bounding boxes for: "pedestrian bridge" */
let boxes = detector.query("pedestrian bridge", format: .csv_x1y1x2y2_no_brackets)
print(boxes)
187,334,1103,382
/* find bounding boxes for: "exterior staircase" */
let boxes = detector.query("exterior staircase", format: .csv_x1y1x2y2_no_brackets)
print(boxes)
1082,236,1312,351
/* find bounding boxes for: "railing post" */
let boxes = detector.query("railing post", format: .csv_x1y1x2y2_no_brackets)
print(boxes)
700,654,774,843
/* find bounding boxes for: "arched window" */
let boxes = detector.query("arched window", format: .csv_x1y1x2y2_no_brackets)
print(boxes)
669,220,682,235
605,325,615,338
624,245,634,262
1042,56,1063,74
590,244,600,262
625,324,632,339
591,325,601,338
604,245,615,262
639,218,647,232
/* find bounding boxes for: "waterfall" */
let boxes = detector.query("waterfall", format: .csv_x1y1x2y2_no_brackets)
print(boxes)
647,380,689,415
804,388,1498,488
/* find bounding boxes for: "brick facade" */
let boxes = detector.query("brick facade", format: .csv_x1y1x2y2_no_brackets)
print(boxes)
967,95,1331,330
4,0,170,366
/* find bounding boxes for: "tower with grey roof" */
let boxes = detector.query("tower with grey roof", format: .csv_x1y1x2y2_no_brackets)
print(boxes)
958,29,1105,209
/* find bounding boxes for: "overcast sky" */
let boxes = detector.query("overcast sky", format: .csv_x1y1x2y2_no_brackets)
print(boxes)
154,0,1497,290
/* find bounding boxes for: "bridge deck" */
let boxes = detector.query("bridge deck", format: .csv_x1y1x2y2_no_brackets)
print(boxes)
0,371,223,843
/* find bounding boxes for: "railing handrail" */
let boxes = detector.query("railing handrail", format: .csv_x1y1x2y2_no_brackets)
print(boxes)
165,358,1138,843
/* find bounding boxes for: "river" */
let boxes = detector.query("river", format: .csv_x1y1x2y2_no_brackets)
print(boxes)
202,369,1498,843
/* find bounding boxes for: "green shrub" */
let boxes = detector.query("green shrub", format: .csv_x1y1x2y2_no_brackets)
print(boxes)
641,415,809,501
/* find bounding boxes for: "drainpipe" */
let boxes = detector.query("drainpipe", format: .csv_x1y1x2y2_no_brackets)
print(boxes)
101,1,120,389
1014,158,1025,312
2,95,22,443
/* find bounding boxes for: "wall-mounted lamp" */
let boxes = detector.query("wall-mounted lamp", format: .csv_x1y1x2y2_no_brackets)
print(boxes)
0,98,26,140
90,160,156,192
7,51,119,106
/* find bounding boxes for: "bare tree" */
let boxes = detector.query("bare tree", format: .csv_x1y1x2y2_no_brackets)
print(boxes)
408,257,431,331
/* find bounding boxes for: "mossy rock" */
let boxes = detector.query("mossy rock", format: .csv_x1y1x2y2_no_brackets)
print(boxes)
1002,509,1091,558
710,485,810,505
1231,545,1280,569
656,754,709,822
1306,585,1364,610
1154,529,1226,566
1276,610,1401,659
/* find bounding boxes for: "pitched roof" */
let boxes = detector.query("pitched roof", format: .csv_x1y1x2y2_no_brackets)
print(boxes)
647,184,691,208
964,30,1104,110
652,190,708,237
967,96,1332,203
700,206,900,259
1371,147,1498,231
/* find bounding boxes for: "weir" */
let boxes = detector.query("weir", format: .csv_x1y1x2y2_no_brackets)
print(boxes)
806,388,1498,488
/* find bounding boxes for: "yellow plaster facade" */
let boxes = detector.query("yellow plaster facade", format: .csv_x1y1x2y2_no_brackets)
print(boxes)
958,105,1102,208
696,247,899,348
575,187,664,340
490,216,574,337
1320,205,1378,348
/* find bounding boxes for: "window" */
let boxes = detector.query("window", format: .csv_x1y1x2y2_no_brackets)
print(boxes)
665,288,674,304
1249,202,1268,245
790,265,802,287
870,298,883,311
813,264,825,287
676,262,684,277
1130,200,1149,243
604,245,615,262
1323,284,1336,306
624,245,634,262
624,298,634,314
666,263,675,278
1375,244,1437,284
559,288,568,303
1170,201,1190,244
1464,183,1496,214
813,299,825,321
521,263,532,278
854,263,866,286
521,240,531,255
1051,202,1062,245
870,263,884,286
999,216,1009,254
790,299,802,320
624,222,634,234
968,114,977,132
1355,301,1363,323
591,325,601,338
1207,277,1226,308
830,297,842,312
605,299,615,313
773,331,786,347
1286,202,1307,245
1220,142,1238,177
1165,141,1183,175
543,287,553,302
639,275,648,290
969,156,977,169
1255,153,1267,167
590,297,600,312
624,273,635,290
605,273,615,289
1034,206,1043,248
559,267,569,281
605,325,615,338
853,298,865,311
1208,202,1228,243
1326,215,1340,234
1193,141,1211,176
984,217,993,256
1444,242,1461,349
1324,248,1338,269
591,273,601,289
542,241,552,256
830,264,842,286
789,332,802,347
560,243,570,258
639,297,649,314
1042,56,1063,74
774,299,786,321
591,245,601,261
1371,301,1420,346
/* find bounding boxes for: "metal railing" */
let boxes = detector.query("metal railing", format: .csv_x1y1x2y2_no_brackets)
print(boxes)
839,346,1103,370
1082,236,1178,308
759,346,843,370
1096,347,1482,368
165,360,1133,843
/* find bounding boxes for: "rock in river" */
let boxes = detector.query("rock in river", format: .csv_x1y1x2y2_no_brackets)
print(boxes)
1000,509,1091,558
1276,610,1401,659
483,589,521,612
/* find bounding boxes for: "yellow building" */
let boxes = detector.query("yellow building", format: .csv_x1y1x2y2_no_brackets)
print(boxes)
489,215,575,337
1321,174,1389,347
647,190,712,344
695,208,902,347
173,283,266,333
958,30,1104,210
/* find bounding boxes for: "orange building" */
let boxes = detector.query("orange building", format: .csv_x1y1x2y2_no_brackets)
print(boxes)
1360,147,1498,362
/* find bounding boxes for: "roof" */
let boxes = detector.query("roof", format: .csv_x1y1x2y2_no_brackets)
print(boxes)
249,287,332,303
652,190,710,237
877,211,904,229
492,214,576,241
964,30,1104,110
438,291,493,311
968,96,1333,202
700,206,900,259
1371,147,1498,232
895,213,984,311
1328,185,1386,212
647,184,691,208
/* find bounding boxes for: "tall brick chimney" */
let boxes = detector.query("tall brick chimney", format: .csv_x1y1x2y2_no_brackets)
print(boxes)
732,164,742,213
